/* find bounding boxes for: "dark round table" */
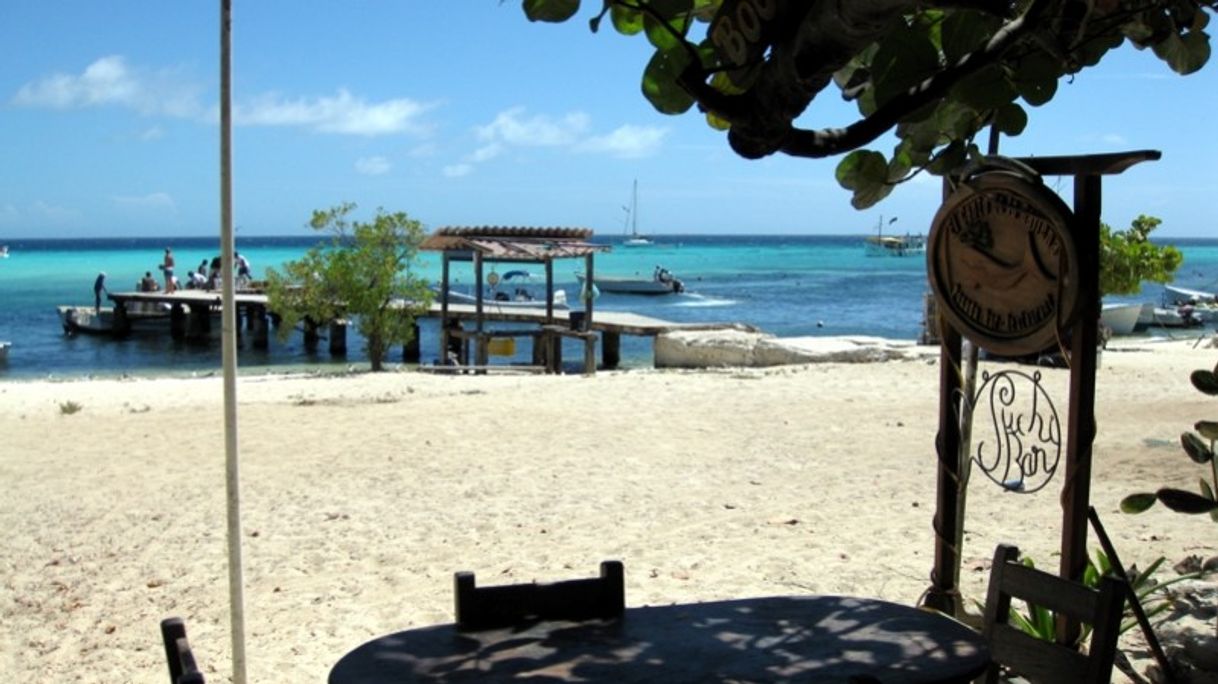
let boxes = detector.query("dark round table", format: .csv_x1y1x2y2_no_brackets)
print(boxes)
329,595,990,683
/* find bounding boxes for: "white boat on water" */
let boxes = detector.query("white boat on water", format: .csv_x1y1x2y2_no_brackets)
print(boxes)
0,341,10,361
576,265,684,295
863,216,924,256
1163,284,1217,305
1101,302,1144,336
434,270,568,309
0,245,9,258
621,179,653,247
57,305,172,335
433,286,568,309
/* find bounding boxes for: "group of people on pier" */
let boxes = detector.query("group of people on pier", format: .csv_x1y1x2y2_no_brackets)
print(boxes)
89,248,255,309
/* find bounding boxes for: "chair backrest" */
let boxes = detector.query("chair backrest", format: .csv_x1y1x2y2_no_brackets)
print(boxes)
454,560,625,631
160,617,205,684
981,544,1125,684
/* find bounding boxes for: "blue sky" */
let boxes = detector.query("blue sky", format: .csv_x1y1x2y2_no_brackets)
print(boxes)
1,2,1215,239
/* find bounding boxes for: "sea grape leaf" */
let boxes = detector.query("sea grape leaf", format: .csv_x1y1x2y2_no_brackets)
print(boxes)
524,0,581,23
940,10,1001,64
1158,488,1218,514
1201,478,1215,502
836,150,893,209
1182,431,1216,464
992,102,1028,136
644,0,694,50
1153,30,1212,75
869,22,941,110
1192,370,1218,395
1197,421,1218,440
611,3,644,34
642,47,695,114
1121,493,1157,513
1012,52,1060,106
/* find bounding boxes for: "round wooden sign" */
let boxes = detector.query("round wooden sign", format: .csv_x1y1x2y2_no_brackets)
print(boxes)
927,171,1079,356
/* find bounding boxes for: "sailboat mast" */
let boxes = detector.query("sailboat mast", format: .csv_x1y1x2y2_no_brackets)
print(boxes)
631,179,639,238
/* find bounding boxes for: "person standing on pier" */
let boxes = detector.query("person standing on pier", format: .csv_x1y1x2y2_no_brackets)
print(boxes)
160,247,177,293
93,272,107,313
235,252,252,287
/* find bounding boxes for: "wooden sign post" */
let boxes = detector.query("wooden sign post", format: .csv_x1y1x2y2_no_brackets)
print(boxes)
923,150,1160,621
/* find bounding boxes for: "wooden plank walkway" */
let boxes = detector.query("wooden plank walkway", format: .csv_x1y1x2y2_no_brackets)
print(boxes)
107,291,754,337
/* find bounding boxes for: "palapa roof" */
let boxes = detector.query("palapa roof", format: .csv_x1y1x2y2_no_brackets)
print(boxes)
420,226,608,261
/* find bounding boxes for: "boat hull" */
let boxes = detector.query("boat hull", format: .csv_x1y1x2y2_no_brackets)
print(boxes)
57,305,172,335
1101,302,1143,336
432,287,568,309
576,273,681,295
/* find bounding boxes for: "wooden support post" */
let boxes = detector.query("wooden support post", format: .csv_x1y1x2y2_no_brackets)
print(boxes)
440,254,450,362
303,317,319,351
602,331,621,369
187,304,210,340
583,333,597,375
583,253,595,331
1058,173,1103,645
549,332,563,373
402,323,420,363
545,259,555,323
475,332,489,367
170,303,187,340
926,323,964,615
112,302,131,338
249,307,269,349
532,333,546,366
329,321,347,356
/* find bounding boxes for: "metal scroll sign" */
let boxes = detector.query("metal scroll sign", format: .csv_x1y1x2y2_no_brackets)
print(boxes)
928,170,1081,356
970,369,1062,493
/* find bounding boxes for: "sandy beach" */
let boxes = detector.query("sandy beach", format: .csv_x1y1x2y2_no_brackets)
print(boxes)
3,337,1217,683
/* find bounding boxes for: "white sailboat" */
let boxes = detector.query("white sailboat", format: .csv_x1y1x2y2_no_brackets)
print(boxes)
622,179,653,247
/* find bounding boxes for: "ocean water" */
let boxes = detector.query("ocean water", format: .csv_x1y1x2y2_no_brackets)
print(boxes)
1,234,1216,380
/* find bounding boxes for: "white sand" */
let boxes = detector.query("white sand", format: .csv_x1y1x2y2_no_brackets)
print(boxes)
2,337,1217,682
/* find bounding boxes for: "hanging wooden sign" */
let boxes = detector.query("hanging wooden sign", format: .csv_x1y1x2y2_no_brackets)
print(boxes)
927,171,1079,356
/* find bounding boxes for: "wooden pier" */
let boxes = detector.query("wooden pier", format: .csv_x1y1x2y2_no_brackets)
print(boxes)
104,290,752,373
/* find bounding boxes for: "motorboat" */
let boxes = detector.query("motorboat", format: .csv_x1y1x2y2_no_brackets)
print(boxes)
57,304,172,335
1101,302,1144,336
0,340,10,361
576,265,684,295
434,270,568,309
433,286,568,309
0,245,8,258
1163,284,1216,306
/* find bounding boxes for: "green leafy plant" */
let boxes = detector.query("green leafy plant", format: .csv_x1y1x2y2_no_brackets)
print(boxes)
265,203,433,372
58,400,82,415
1099,215,1182,298
1122,362,1218,519
997,550,1198,644
521,1,1214,208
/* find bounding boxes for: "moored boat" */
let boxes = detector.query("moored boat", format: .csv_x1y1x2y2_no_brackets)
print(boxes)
1101,302,1143,336
576,265,684,295
0,340,10,361
432,286,568,309
1163,284,1217,306
57,305,172,335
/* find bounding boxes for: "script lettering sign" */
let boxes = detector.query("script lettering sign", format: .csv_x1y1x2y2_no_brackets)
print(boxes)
709,0,789,86
927,172,1079,356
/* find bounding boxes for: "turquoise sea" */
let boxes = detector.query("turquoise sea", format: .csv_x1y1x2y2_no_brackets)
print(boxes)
1,234,1216,380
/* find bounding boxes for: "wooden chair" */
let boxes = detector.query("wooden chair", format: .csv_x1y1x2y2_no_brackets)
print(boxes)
454,560,625,631
980,544,1126,684
160,617,205,684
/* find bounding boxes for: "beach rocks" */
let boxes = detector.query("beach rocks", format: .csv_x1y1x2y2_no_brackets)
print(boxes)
655,330,935,368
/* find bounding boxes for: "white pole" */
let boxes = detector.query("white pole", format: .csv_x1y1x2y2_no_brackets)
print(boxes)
219,1,248,682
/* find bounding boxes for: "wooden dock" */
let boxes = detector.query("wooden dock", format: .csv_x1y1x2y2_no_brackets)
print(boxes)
104,290,753,372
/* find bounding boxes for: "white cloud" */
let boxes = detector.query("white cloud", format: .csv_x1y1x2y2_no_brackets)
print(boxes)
577,124,668,158
449,108,668,177
112,192,176,212
470,143,503,163
476,107,589,147
355,156,392,175
233,89,434,137
30,200,81,223
12,55,202,117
